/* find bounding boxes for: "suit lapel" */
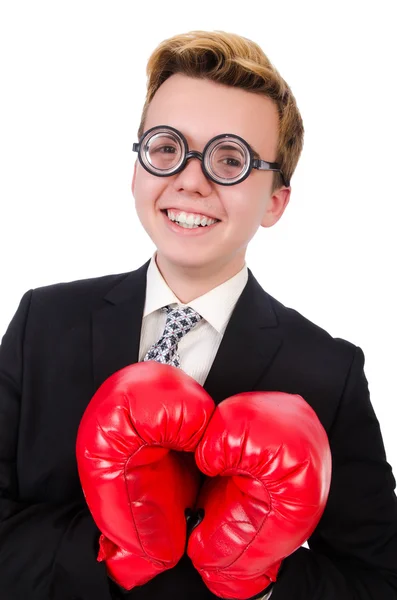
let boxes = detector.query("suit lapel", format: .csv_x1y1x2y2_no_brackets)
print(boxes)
91,260,150,390
203,270,282,404
92,261,282,403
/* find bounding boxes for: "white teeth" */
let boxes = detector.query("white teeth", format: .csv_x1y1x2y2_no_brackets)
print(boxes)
166,209,218,228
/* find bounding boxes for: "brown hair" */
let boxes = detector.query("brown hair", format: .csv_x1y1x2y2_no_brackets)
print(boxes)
138,30,304,193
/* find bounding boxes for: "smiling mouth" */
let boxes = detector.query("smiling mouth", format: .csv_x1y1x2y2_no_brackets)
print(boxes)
161,209,220,229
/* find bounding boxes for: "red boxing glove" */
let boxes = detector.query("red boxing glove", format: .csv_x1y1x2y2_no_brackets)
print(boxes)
187,391,332,599
76,362,215,590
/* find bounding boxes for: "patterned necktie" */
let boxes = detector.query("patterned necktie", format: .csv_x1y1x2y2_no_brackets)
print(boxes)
143,305,203,368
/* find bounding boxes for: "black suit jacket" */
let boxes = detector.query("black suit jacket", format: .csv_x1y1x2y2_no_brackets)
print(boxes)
1,259,396,600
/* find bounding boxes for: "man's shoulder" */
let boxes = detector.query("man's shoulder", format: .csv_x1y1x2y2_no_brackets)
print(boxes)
33,270,132,298
248,269,356,356
266,290,358,361
27,271,127,311
26,261,150,316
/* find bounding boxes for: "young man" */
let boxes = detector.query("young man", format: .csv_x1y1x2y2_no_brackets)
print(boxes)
0,30,396,600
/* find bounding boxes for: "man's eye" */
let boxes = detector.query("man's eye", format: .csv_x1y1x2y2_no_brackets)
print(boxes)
153,145,177,154
221,157,242,168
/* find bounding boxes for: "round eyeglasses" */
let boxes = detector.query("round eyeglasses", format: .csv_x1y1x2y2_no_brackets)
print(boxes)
132,125,289,187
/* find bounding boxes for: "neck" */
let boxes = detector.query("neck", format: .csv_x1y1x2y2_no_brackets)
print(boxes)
155,252,246,304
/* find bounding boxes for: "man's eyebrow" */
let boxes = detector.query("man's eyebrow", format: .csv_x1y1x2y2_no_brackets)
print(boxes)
218,143,245,154
218,140,261,159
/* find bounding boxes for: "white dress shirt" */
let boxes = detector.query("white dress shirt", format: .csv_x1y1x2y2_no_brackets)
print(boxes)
138,253,273,600
138,253,248,385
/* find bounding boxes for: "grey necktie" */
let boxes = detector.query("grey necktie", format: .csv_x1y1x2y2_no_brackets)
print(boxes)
143,305,203,368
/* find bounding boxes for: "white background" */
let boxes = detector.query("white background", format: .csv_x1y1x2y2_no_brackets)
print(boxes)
0,1,396,472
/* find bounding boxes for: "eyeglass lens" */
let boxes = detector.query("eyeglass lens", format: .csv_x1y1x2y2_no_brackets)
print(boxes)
145,130,184,173
204,138,249,182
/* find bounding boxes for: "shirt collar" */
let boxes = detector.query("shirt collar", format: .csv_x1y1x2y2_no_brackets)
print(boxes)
143,253,248,335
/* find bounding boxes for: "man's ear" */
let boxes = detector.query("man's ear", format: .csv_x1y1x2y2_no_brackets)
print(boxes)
131,160,138,195
261,187,291,228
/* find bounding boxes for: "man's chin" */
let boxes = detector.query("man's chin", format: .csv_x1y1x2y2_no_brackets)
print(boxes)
155,249,221,272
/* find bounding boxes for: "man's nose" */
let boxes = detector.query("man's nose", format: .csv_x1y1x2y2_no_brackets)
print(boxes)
172,153,212,195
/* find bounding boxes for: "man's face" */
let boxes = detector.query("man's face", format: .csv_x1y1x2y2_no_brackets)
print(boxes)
132,74,290,276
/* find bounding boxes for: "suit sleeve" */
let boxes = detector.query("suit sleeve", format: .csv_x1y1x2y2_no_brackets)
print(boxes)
0,291,114,600
271,346,397,599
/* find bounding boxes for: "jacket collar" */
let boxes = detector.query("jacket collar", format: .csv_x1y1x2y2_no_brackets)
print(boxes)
92,259,282,404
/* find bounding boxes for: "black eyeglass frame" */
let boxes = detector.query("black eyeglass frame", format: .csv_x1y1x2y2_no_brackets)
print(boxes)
132,125,289,187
